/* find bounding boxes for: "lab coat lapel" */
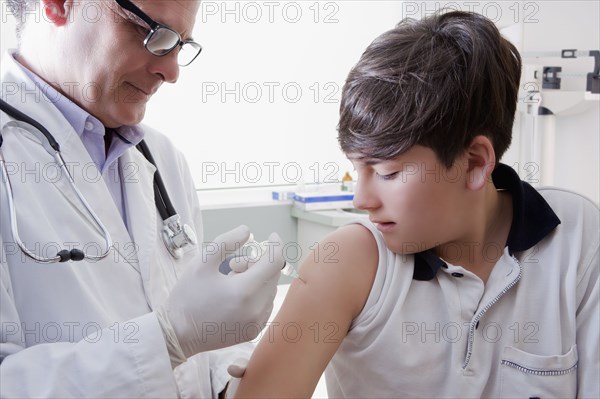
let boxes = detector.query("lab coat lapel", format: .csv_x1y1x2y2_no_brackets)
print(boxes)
120,147,158,303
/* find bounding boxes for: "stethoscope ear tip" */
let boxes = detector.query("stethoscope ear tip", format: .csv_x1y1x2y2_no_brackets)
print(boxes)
71,249,85,261
57,248,86,262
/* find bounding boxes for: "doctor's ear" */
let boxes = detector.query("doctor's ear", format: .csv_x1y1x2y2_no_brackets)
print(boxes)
41,0,72,26
465,135,496,191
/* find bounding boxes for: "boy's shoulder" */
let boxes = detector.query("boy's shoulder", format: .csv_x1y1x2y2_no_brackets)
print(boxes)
537,187,599,233
535,187,599,277
306,222,380,279
537,186,599,211
297,222,380,318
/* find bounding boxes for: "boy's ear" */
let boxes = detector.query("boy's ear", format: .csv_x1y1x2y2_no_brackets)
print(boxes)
465,135,496,191
42,0,72,27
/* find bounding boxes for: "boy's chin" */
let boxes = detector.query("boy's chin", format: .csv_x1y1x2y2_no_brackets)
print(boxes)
385,237,435,256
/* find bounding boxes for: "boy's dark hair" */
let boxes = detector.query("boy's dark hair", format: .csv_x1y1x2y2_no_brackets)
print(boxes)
338,11,522,167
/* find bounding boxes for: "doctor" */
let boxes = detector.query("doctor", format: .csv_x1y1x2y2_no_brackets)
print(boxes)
0,0,283,397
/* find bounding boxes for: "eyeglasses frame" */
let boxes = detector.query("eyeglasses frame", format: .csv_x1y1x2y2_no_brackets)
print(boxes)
114,0,202,66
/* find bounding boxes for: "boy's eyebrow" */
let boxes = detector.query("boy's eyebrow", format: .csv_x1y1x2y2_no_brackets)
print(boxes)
364,159,383,166
347,155,383,166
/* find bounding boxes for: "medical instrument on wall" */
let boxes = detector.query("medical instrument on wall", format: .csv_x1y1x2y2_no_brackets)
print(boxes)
517,49,599,186
219,233,304,282
0,98,197,263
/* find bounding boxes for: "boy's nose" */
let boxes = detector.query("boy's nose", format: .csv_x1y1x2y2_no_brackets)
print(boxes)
352,181,380,211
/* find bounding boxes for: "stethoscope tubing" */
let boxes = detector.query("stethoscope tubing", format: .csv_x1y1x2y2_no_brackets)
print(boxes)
0,147,113,263
0,149,46,262
52,150,114,260
0,99,113,263
0,98,60,151
136,139,176,219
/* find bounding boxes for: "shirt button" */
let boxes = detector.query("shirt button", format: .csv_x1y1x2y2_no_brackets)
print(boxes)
84,121,94,131
451,272,464,278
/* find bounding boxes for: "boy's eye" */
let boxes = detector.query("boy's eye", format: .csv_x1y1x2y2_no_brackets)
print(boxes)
376,171,399,181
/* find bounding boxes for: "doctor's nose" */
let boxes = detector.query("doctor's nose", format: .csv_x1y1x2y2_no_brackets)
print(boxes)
149,51,180,84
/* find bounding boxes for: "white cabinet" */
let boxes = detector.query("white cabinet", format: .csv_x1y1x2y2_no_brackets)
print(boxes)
291,207,369,266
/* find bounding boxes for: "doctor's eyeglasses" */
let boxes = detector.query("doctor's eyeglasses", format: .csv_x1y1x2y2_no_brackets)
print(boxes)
114,0,202,67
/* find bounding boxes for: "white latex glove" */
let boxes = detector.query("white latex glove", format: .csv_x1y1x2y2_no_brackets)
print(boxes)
156,225,283,366
225,357,249,398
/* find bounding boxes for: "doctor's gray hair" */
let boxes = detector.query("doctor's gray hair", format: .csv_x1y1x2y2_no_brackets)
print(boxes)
6,0,37,42
337,11,522,167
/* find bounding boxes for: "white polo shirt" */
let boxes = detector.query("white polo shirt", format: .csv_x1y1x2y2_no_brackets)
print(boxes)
325,164,599,398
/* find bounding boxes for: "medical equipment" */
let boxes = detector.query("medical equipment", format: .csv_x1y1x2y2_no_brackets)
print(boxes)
0,98,197,263
517,49,599,187
293,191,355,211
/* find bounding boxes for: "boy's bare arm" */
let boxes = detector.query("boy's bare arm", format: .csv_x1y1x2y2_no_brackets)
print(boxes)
234,223,378,398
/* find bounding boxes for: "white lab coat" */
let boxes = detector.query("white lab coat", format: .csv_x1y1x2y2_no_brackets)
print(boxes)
0,53,249,398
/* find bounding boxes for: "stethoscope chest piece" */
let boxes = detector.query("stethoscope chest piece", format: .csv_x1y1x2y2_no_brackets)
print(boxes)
161,214,197,259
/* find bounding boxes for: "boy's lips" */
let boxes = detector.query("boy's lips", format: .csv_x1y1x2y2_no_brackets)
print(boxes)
372,221,396,232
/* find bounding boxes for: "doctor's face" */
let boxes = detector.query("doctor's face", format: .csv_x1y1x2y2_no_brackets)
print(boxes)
58,0,200,127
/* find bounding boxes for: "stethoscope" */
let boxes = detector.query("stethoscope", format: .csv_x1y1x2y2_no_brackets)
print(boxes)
0,98,197,263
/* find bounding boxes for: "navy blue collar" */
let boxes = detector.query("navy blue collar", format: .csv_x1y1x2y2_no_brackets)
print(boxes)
413,163,561,281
